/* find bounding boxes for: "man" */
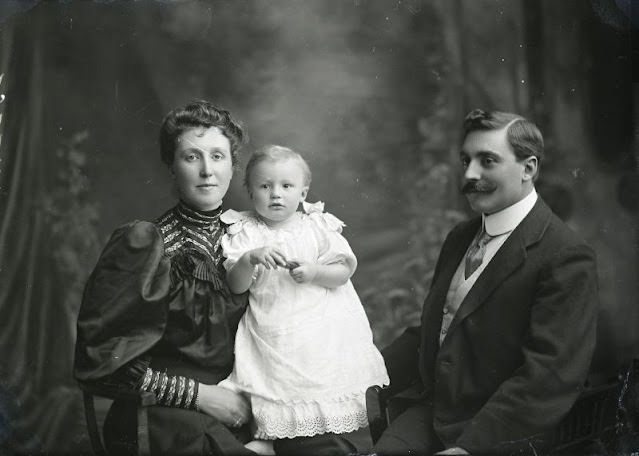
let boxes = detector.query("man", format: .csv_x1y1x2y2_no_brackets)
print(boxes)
375,109,599,455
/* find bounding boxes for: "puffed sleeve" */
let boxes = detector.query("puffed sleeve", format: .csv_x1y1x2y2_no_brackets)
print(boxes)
74,221,171,381
220,210,259,271
308,211,358,274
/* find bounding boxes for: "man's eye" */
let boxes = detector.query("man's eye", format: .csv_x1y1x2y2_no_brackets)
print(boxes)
461,158,470,167
482,157,495,166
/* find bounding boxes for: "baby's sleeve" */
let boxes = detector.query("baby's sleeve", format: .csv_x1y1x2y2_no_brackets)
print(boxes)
310,212,358,274
220,211,256,271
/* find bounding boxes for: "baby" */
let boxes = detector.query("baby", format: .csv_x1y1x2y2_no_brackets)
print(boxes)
219,145,389,454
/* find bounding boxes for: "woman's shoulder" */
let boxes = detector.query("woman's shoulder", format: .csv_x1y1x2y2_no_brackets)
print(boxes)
109,220,163,249
94,221,166,271
88,220,169,296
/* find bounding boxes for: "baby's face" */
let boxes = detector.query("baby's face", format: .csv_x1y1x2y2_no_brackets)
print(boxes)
248,159,308,228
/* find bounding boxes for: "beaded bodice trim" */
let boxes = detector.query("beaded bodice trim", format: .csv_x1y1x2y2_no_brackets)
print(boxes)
154,202,226,289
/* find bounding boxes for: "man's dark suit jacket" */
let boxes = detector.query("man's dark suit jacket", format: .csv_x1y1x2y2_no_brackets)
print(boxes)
382,197,599,454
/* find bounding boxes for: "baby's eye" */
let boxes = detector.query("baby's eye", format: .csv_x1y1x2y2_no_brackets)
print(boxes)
283,183,293,189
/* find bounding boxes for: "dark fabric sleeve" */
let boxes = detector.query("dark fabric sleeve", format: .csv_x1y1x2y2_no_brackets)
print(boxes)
85,355,200,411
456,244,599,454
381,326,421,395
74,221,172,381
91,356,151,389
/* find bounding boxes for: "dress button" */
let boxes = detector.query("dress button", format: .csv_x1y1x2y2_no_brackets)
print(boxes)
443,307,449,314
441,328,447,335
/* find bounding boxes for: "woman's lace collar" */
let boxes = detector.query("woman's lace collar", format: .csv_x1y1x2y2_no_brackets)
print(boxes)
175,201,223,232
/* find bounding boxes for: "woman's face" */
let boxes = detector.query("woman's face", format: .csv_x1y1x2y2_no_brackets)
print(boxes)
171,126,233,211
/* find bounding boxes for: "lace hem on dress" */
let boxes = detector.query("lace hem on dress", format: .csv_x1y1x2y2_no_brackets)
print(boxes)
251,393,369,440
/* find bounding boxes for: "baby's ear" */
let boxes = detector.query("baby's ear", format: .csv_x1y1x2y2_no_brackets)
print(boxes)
300,186,309,200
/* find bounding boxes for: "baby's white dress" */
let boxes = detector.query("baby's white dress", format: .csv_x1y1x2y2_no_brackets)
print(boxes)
219,203,389,440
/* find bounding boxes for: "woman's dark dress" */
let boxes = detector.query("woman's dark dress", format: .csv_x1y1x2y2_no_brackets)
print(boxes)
74,203,252,455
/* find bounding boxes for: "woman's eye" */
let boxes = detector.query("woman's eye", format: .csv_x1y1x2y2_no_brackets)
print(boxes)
212,153,224,160
185,154,198,162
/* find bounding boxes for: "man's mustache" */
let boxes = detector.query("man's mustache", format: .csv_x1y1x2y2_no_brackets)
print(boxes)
461,180,498,194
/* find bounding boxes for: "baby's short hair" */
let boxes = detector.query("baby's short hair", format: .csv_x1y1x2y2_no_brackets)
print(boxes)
244,145,312,189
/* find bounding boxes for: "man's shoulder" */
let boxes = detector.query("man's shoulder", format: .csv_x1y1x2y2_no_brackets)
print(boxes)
535,198,591,248
518,198,596,268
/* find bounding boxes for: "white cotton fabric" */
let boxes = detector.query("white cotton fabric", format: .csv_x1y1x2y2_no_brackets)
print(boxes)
219,209,389,440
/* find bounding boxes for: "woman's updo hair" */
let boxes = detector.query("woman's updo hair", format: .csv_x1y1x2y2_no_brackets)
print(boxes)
159,100,247,167
244,145,312,191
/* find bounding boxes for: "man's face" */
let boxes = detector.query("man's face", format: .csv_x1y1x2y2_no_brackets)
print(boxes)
460,127,535,215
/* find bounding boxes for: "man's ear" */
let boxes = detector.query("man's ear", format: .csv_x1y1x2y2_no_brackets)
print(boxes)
522,156,538,182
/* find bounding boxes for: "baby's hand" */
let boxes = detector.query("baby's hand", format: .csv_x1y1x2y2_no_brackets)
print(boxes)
247,246,288,269
289,260,318,284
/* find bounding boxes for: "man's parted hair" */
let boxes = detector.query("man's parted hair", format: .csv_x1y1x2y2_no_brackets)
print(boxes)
462,109,544,165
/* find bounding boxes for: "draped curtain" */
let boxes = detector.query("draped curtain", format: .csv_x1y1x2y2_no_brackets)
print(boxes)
0,7,90,454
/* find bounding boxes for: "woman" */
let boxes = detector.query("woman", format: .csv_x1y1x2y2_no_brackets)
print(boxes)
74,100,255,455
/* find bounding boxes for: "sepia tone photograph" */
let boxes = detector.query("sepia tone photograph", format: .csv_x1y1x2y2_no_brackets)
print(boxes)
0,0,636,454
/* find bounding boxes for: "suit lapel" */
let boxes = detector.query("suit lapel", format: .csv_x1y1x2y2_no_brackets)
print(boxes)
420,218,480,370
426,218,481,316
445,198,553,339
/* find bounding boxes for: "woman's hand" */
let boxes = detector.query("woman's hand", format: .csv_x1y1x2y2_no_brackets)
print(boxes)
288,260,318,284
247,246,288,269
197,384,251,428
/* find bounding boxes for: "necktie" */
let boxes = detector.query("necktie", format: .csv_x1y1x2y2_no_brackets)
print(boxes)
464,228,493,279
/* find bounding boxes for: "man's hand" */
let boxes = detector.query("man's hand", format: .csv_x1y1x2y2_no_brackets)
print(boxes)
435,448,470,455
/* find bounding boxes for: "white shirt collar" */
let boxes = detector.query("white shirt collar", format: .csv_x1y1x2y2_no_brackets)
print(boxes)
483,189,538,236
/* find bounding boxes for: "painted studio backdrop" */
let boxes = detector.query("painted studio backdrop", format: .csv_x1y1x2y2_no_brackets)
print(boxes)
0,0,636,453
